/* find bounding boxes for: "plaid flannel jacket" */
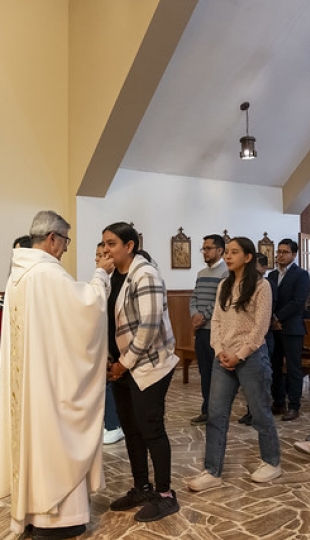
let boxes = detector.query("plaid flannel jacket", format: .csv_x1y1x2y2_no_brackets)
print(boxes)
115,255,178,390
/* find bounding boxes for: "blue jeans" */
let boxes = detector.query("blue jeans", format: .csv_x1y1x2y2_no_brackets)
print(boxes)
205,344,281,477
104,381,121,431
195,329,215,415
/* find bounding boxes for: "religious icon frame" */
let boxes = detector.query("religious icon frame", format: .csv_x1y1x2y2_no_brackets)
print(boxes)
130,222,143,249
222,229,231,244
258,232,274,270
171,227,191,269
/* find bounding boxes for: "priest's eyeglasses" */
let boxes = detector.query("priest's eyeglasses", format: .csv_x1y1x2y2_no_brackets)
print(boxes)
48,231,71,246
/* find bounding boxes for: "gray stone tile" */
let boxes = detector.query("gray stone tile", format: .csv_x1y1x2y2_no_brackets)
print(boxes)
1,368,310,540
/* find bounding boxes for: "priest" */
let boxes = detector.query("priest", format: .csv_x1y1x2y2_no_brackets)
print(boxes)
0,210,113,540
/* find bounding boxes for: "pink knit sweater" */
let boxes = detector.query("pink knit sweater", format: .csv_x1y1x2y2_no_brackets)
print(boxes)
211,278,272,360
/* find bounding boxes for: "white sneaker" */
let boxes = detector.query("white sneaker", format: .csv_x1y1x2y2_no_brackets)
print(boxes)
187,470,222,492
103,427,124,445
251,462,282,483
294,441,310,455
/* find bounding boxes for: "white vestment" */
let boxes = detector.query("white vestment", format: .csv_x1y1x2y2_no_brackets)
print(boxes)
0,248,109,532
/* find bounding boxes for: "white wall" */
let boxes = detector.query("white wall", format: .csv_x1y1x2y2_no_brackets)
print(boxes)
77,168,299,289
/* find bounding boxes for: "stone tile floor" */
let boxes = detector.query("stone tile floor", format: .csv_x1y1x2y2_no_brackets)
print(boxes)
2,367,310,540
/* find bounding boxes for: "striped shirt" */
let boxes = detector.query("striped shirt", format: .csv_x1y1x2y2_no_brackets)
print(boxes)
190,259,228,329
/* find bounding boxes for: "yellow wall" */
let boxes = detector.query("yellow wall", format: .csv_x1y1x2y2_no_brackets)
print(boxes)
68,0,159,193
0,0,69,284
0,0,160,282
67,0,160,268
0,0,195,287
73,0,198,199
0,0,68,209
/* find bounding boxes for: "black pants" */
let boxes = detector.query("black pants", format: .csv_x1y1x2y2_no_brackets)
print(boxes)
112,369,174,493
195,328,214,415
271,332,303,411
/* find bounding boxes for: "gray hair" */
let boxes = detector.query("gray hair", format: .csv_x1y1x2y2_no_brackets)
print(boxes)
30,210,71,243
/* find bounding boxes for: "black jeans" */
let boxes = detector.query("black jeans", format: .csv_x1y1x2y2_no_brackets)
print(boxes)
112,369,174,493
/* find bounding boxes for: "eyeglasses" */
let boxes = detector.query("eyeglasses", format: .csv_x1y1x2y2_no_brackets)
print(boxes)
47,231,71,246
200,246,216,252
55,232,71,246
276,249,292,255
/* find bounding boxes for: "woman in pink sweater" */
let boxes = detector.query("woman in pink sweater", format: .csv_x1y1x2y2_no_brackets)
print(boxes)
187,237,282,491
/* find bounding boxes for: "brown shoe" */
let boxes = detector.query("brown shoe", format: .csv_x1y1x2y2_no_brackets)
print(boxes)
282,409,299,421
271,405,286,415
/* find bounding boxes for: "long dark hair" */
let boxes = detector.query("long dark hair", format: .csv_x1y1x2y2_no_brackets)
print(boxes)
102,221,140,254
219,237,259,312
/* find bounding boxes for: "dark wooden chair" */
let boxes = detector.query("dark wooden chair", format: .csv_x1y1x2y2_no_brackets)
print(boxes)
167,290,197,383
301,319,310,376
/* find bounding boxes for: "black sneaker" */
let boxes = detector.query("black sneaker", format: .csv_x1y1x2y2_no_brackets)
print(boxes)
134,490,179,522
20,524,33,540
110,483,153,511
32,524,86,540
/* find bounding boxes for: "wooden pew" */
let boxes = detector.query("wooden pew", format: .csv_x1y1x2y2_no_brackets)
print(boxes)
167,290,196,383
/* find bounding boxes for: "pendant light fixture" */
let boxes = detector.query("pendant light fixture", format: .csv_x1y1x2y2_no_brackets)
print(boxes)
239,102,257,159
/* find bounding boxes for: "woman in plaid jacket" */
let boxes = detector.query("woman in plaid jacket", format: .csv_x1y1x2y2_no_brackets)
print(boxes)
101,222,179,523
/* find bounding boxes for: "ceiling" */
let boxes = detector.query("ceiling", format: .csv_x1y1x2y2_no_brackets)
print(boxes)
121,0,310,208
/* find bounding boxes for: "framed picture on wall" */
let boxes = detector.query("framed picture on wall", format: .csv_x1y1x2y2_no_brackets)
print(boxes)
171,227,191,269
222,229,231,244
258,232,274,270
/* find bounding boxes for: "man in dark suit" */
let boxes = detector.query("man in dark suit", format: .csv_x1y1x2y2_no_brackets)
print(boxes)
269,239,309,421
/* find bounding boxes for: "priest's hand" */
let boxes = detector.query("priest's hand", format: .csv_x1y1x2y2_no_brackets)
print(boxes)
107,361,128,381
97,254,114,274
